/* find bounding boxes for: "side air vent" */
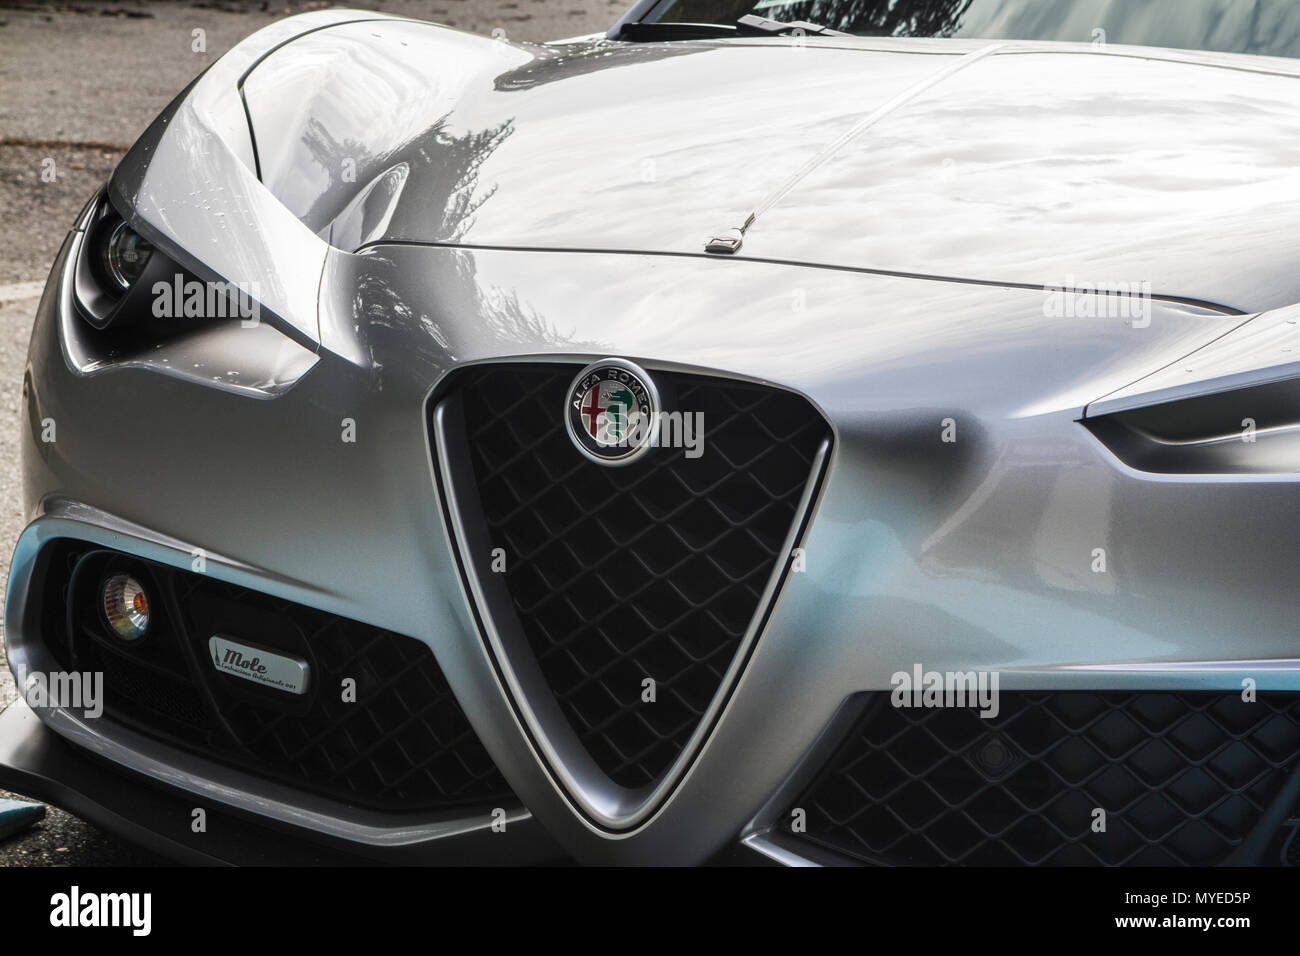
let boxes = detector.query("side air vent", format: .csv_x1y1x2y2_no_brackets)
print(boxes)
1085,376,1300,474
433,362,829,820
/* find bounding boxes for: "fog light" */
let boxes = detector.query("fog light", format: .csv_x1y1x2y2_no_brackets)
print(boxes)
101,573,150,641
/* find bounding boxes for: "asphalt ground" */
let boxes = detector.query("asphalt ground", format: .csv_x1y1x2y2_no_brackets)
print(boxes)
0,0,617,865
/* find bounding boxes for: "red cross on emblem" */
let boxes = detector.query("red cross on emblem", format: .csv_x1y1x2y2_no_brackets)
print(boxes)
580,387,605,439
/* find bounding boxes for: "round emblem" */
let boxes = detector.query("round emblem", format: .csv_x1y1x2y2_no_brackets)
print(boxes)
565,358,661,466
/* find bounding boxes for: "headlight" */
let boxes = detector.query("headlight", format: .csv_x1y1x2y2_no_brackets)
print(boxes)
72,192,187,332
73,191,260,336
73,193,170,330
62,186,320,398
99,219,154,292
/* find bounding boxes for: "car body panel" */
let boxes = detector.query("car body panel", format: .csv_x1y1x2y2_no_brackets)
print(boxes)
1088,300,1300,415
238,25,1300,313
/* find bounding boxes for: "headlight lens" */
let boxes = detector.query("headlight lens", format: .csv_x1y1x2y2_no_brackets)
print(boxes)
99,219,153,292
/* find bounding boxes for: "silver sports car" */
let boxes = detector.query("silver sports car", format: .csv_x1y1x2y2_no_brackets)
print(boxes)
4,0,1300,867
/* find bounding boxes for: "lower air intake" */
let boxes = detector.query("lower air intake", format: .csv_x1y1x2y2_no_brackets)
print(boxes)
786,692,1300,866
43,542,514,813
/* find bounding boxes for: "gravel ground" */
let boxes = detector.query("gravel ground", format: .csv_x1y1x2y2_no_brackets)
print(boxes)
0,0,616,866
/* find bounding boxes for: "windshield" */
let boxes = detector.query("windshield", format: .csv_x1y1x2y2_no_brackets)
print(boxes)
644,0,1300,59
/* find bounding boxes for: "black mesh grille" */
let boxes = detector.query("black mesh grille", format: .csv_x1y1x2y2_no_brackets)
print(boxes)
1286,825,1300,866
448,364,828,788
172,576,512,810
45,542,513,813
787,692,1300,866
96,650,210,730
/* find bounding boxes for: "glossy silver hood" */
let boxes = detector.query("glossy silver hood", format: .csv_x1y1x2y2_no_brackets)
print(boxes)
242,23,1300,313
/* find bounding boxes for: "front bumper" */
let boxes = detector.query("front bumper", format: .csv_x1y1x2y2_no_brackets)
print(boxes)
0,698,561,865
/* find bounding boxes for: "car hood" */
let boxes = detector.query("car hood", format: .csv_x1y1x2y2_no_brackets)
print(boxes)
242,23,1300,314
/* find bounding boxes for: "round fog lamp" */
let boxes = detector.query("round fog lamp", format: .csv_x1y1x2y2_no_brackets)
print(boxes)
101,573,151,641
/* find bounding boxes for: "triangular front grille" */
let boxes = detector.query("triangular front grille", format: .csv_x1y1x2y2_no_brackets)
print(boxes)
440,363,829,794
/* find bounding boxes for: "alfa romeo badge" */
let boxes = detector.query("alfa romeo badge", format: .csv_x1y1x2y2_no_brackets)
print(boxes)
565,358,661,466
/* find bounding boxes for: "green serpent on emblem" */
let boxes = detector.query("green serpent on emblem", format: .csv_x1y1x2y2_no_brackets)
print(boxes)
604,385,636,442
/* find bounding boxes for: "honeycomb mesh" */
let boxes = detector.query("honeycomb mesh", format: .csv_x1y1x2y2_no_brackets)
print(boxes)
171,576,514,811
452,365,828,788
787,692,1300,866
50,543,513,813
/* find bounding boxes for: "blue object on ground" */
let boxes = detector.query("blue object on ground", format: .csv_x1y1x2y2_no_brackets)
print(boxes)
0,797,46,840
